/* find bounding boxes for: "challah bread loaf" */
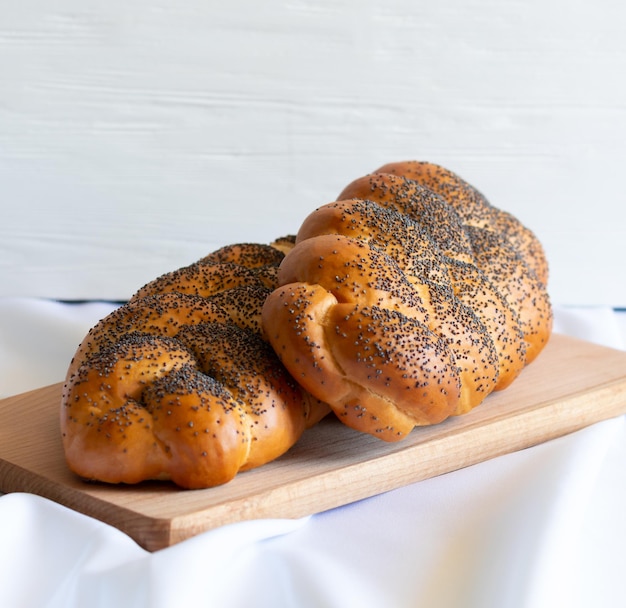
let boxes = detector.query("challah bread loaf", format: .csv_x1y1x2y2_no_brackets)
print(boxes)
262,161,552,441
62,242,329,489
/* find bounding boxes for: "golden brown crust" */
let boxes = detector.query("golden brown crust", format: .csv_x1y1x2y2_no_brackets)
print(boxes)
270,234,297,255
375,160,491,221
131,262,264,302
264,234,500,436
65,292,230,381
464,226,553,363
336,166,551,368
296,199,453,287
443,258,526,390
278,233,428,312
482,207,549,287
62,327,309,488
62,242,329,489
173,323,308,471
249,264,280,290
262,283,461,439
263,160,552,439
295,199,527,392
198,242,285,268
373,161,549,285
337,173,474,263
207,284,272,337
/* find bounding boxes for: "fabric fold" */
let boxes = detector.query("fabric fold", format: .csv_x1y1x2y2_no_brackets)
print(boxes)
0,300,625,607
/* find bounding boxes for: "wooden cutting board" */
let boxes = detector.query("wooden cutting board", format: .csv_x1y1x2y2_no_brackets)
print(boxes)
1,333,626,552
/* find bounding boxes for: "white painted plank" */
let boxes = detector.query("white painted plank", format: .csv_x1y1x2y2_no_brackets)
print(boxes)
1,0,625,304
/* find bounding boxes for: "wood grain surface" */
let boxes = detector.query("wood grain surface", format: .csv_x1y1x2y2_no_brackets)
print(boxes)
1,334,626,551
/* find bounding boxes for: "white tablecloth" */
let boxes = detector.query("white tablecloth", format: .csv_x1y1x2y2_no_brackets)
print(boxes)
1,299,625,608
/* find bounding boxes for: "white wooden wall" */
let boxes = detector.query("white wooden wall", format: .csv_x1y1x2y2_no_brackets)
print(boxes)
2,0,625,306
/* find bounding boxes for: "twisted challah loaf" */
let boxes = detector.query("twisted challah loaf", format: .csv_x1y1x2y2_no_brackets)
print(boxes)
61,243,329,489
262,162,552,441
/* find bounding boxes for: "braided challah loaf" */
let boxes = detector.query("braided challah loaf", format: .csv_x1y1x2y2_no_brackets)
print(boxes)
262,161,552,441
61,243,329,489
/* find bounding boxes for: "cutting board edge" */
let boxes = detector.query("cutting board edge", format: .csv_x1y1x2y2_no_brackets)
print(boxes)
0,458,176,550
161,373,626,550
